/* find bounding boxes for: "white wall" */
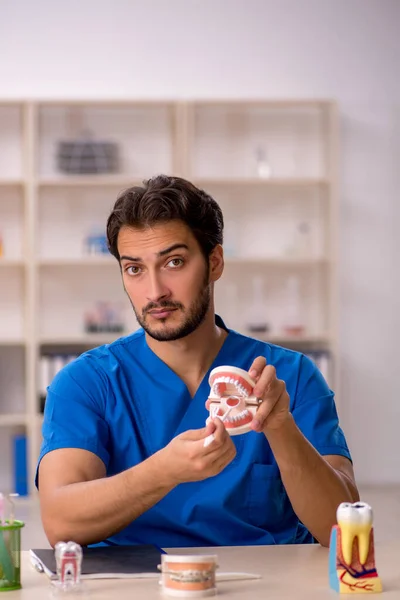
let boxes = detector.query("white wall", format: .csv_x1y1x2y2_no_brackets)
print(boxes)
0,0,399,484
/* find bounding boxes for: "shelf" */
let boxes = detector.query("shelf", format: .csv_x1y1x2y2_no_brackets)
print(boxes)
225,256,328,266
0,339,25,346
37,177,328,189
37,99,175,107
191,99,334,108
0,258,25,267
259,333,332,346
39,256,115,266
37,256,328,267
0,99,338,496
38,176,142,188
0,179,24,187
39,333,126,346
0,414,26,427
194,177,329,188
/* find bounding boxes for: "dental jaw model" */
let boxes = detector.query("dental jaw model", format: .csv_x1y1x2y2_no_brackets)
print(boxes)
329,501,382,594
204,366,260,446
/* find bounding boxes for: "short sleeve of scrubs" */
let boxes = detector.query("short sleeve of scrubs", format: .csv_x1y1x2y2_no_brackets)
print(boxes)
292,354,351,460
35,356,110,488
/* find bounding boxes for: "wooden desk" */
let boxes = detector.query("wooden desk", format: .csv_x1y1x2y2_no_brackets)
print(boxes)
9,542,400,598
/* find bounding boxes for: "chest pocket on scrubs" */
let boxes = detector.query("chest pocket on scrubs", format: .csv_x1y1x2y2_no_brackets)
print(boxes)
247,463,287,529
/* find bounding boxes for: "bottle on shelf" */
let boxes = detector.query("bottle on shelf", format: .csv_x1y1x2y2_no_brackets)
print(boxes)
285,220,313,258
223,220,239,258
83,226,109,256
255,145,272,179
0,233,3,257
245,276,270,335
222,282,240,330
281,275,305,337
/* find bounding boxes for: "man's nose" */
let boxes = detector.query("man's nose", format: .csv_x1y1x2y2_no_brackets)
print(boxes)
146,273,171,303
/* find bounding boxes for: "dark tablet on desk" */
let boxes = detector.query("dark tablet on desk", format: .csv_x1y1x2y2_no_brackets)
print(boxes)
30,544,164,580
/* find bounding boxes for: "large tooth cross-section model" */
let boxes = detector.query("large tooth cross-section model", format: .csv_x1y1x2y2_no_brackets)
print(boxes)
329,501,382,594
205,366,260,436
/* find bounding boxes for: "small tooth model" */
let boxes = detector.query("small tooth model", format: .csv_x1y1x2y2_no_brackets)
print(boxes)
329,501,382,594
205,366,261,436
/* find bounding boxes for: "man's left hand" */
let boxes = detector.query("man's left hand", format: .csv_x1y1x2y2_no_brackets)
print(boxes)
249,356,291,433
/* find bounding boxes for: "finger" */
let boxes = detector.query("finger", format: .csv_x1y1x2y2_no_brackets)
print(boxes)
209,415,230,443
184,420,217,442
251,382,286,432
253,364,277,399
209,443,237,474
248,356,266,381
202,417,229,452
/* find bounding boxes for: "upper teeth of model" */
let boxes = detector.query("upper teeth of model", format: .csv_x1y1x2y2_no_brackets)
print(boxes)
336,502,373,565
212,377,249,397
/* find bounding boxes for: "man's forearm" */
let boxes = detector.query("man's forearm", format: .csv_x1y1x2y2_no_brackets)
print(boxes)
265,415,359,547
42,451,175,547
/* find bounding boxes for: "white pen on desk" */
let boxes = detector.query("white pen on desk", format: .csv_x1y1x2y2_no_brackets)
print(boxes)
203,406,233,447
216,572,261,581
30,555,44,573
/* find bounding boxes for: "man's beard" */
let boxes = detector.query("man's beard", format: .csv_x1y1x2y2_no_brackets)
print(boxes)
129,267,212,342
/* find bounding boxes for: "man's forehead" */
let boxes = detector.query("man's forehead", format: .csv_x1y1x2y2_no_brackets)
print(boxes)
117,222,195,256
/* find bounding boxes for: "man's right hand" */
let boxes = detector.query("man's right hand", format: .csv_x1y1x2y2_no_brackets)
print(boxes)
157,417,237,485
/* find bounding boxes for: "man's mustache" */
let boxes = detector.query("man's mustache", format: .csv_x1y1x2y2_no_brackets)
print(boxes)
143,301,184,315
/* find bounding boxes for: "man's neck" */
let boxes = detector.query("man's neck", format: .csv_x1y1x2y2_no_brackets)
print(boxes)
145,312,228,397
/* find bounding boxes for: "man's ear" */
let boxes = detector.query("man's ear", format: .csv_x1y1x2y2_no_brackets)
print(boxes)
209,245,224,282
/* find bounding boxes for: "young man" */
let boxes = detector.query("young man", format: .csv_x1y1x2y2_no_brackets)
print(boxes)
37,175,358,549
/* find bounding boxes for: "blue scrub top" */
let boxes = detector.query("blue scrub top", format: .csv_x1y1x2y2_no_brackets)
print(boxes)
36,316,351,547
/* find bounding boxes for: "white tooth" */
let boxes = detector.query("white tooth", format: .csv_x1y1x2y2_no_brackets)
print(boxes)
337,502,373,565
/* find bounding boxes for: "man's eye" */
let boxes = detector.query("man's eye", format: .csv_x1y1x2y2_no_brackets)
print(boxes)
126,266,141,275
168,258,184,268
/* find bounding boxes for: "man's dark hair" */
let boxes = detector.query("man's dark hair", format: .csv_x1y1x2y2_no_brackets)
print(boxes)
106,174,224,260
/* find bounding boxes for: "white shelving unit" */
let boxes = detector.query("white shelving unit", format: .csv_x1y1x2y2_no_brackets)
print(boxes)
0,99,338,496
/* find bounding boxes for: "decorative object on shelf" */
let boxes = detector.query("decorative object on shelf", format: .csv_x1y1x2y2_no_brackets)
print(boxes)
159,553,218,597
285,220,313,258
84,301,125,334
56,130,119,175
39,354,74,412
245,276,270,335
204,366,261,445
0,233,3,257
255,145,272,179
282,275,305,337
222,282,240,330
13,435,28,496
329,501,382,594
83,227,109,255
223,220,238,257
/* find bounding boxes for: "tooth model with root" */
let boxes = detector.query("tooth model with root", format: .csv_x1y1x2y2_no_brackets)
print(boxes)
329,501,382,594
203,366,261,447
336,502,373,566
